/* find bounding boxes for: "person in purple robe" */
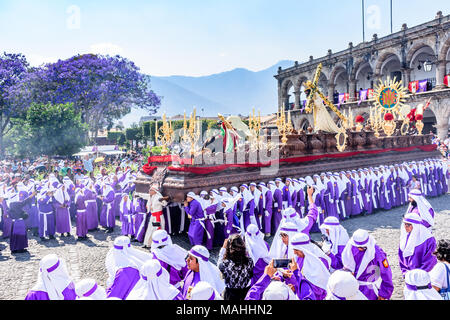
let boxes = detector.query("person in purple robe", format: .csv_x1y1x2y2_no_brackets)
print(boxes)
84,183,99,231
119,194,134,237
105,237,142,299
150,230,188,289
257,183,272,237
269,181,283,233
184,192,205,246
339,171,352,219
319,216,350,271
295,178,306,217
285,178,297,217
220,197,239,237
5,189,37,253
37,187,57,241
237,184,257,232
53,184,72,237
276,178,292,211
358,170,372,214
288,232,331,300
113,184,123,219
25,254,76,300
202,192,216,250
245,259,305,300
133,197,148,243
99,183,115,233
349,171,363,216
406,189,435,230
74,187,88,240
62,177,76,221
341,229,394,300
181,245,225,299
249,182,263,230
322,173,338,219
398,212,437,275
126,259,183,300
244,224,271,286
23,180,39,236
425,162,438,197
1,187,14,239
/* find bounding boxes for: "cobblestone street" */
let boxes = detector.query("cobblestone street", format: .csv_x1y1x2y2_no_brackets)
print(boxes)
0,194,448,300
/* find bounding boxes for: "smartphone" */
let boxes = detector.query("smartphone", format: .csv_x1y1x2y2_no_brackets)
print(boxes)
273,259,291,269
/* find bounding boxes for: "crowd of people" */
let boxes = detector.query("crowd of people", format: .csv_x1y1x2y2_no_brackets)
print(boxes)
0,154,153,254
16,155,449,300
432,134,450,160
181,157,448,250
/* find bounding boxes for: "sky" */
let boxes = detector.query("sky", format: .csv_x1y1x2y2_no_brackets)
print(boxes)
1,0,449,77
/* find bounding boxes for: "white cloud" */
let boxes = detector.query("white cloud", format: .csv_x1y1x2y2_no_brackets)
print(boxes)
27,54,59,67
89,43,124,56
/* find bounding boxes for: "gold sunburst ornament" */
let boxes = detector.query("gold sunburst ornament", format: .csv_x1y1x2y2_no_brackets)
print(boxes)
373,76,407,118
372,76,408,137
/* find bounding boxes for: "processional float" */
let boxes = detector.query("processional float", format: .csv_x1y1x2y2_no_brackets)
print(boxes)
135,64,440,202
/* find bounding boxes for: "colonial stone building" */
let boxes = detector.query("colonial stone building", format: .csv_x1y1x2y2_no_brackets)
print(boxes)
275,11,450,140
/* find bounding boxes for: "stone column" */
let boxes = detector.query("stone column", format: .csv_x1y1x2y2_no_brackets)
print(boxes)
277,81,283,112
431,100,450,140
284,95,291,111
435,60,447,90
401,68,411,88
348,80,357,102
436,117,449,140
294,91,301,110
373,74,382,85
328,84,335,101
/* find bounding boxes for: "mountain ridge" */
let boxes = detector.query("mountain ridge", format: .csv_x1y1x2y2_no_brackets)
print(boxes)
120,60,295,127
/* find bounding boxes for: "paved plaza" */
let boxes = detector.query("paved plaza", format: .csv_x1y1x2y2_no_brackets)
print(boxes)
0,194,448,300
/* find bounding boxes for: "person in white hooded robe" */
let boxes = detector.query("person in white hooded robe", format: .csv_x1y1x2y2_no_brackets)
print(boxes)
126,259,183,300
25,254,76,300
75,278,107,300
325,270,367,300
150,229,188,289
190,281,224,300
403,269,442,300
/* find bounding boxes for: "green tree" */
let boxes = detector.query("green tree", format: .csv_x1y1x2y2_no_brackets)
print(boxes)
10,103,88,157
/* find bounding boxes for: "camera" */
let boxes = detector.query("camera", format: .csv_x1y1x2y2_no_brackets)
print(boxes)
273,259,291,269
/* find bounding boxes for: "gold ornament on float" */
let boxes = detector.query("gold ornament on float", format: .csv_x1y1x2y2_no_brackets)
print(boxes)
335,127,348,152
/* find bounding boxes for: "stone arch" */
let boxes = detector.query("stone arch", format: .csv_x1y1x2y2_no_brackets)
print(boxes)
422,107,437,135
329,63,348,85
374,48,402,75
281,78,295,96
354,61,374,90
406,40,436,67
438,33,450,61
351,58,368,79
294,75,308,92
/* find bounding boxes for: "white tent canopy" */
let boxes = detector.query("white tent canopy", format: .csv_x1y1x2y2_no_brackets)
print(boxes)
73,145,123,157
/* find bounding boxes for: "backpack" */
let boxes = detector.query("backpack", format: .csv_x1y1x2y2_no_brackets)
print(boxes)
440,263,450,300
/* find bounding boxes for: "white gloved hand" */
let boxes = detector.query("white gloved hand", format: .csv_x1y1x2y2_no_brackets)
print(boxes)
265,210,270,217
322,241,332,255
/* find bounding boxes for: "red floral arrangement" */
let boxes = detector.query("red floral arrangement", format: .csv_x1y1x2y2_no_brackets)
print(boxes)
355,115,365,123
415,114,423,121
384,112,394,121
406,108,416,121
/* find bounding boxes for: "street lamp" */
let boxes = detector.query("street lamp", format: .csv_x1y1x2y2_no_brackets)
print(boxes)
423,60,433,73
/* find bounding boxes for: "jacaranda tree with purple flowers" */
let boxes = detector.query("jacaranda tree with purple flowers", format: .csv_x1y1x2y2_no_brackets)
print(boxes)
0,52,30,157
8,53,161,142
